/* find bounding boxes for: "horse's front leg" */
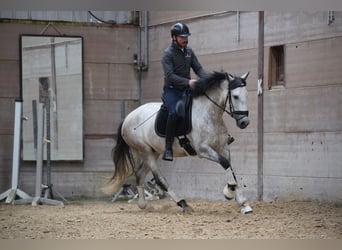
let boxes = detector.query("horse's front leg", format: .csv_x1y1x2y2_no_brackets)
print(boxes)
220,146,253,214
197,144,253,214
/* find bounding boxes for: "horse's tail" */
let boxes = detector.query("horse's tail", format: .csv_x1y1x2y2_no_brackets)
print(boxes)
102,120,135,195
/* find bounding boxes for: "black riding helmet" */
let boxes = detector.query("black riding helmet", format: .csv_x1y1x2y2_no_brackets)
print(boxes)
170,22,191,38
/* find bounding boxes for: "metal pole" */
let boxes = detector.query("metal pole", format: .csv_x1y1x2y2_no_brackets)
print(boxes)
32,100,38,157
45,95,52,199
32,103,44,206
257,11,264,201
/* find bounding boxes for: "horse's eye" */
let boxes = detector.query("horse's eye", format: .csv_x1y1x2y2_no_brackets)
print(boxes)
233,95,239,100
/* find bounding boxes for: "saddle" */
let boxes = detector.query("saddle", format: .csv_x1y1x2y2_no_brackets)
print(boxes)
155,90,197,156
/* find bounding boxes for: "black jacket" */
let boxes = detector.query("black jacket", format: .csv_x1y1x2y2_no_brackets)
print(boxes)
162,42,207,89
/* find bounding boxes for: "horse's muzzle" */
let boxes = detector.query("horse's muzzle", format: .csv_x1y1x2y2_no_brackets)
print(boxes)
233,111,249,129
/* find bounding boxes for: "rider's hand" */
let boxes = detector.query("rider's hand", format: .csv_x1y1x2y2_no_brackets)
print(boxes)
189,79,197,87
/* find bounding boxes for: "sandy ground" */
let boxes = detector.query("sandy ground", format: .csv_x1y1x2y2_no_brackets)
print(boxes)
0,198,341,239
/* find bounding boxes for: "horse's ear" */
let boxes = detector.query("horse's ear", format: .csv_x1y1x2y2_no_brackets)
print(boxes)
228,73,235,82
241,72,249,81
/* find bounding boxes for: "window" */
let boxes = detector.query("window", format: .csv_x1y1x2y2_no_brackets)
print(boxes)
268,45,285,88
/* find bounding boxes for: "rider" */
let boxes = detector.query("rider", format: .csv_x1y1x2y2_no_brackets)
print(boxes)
161,22,234,161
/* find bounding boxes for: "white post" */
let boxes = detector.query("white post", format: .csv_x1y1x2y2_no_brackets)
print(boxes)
0,99,31,203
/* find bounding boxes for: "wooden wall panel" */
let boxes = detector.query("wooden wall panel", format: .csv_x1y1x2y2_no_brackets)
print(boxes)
84,63,109,100
0,134,13,166
83,138,115,172
84,63,138,100
265,12,342,46
80,26,137,64
0,98,15,135
140,61,164,102
108,64,138,100
84,100,122,135
264,85,342,133
148,11,213,26
18,171,111,198
263,176,342,203
0,23,24,60
264,132,342,178
286,37,342,88
0,61,20,98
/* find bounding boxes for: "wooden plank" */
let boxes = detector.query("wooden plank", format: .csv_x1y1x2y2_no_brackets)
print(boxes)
286,37,342,88
0,98,15,135
264,85,342,133
84,100,122,135
0,61,20,98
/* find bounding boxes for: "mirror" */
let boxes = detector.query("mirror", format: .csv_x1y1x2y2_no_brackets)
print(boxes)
20,35,83,161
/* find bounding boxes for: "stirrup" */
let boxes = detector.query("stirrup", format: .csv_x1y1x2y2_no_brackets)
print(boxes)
162,150,173,161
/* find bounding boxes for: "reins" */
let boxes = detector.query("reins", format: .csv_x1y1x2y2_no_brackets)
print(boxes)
204,92,233,116
203,72,237,117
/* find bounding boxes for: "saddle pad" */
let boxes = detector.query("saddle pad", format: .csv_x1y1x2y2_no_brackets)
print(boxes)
155,104,192,137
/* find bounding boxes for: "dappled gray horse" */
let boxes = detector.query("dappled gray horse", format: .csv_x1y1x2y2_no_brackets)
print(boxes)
103,71,253,214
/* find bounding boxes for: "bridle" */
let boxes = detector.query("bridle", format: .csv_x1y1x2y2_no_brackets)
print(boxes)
204,72,249,119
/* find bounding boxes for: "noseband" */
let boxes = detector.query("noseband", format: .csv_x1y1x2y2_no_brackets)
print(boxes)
204,72,249,118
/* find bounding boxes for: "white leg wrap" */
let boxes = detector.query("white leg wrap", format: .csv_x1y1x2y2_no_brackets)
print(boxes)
235,187,247,205
223,184,236,200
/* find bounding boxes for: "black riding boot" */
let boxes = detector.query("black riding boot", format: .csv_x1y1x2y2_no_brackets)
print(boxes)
162,114,177,161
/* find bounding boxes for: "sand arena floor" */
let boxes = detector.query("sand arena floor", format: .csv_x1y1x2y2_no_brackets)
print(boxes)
1,198,341,239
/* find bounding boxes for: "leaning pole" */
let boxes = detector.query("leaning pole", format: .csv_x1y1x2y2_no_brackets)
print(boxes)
257,11,264,201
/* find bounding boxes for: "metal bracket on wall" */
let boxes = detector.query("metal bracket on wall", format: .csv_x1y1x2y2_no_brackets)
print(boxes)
40,22,64,35
328,11,335,25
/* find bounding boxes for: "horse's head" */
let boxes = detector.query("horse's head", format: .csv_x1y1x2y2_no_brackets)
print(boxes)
192,71,250,129
227,72,250,129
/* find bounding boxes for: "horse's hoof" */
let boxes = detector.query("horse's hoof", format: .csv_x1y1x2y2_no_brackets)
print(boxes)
177,199,188,208
138,200,147,209
177,199,193,214
183,205,194,214
240,204,253,214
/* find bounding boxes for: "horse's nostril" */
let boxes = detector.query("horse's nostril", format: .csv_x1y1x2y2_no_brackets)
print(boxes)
238,118,249,129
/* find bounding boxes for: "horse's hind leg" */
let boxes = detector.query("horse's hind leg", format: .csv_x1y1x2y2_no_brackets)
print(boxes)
145,154,192,212
135,160,149,209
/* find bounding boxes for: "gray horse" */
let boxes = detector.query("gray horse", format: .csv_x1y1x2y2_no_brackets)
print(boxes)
103,71,253,214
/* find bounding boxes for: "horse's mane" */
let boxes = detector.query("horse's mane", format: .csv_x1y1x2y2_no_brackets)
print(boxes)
191,71,227,98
